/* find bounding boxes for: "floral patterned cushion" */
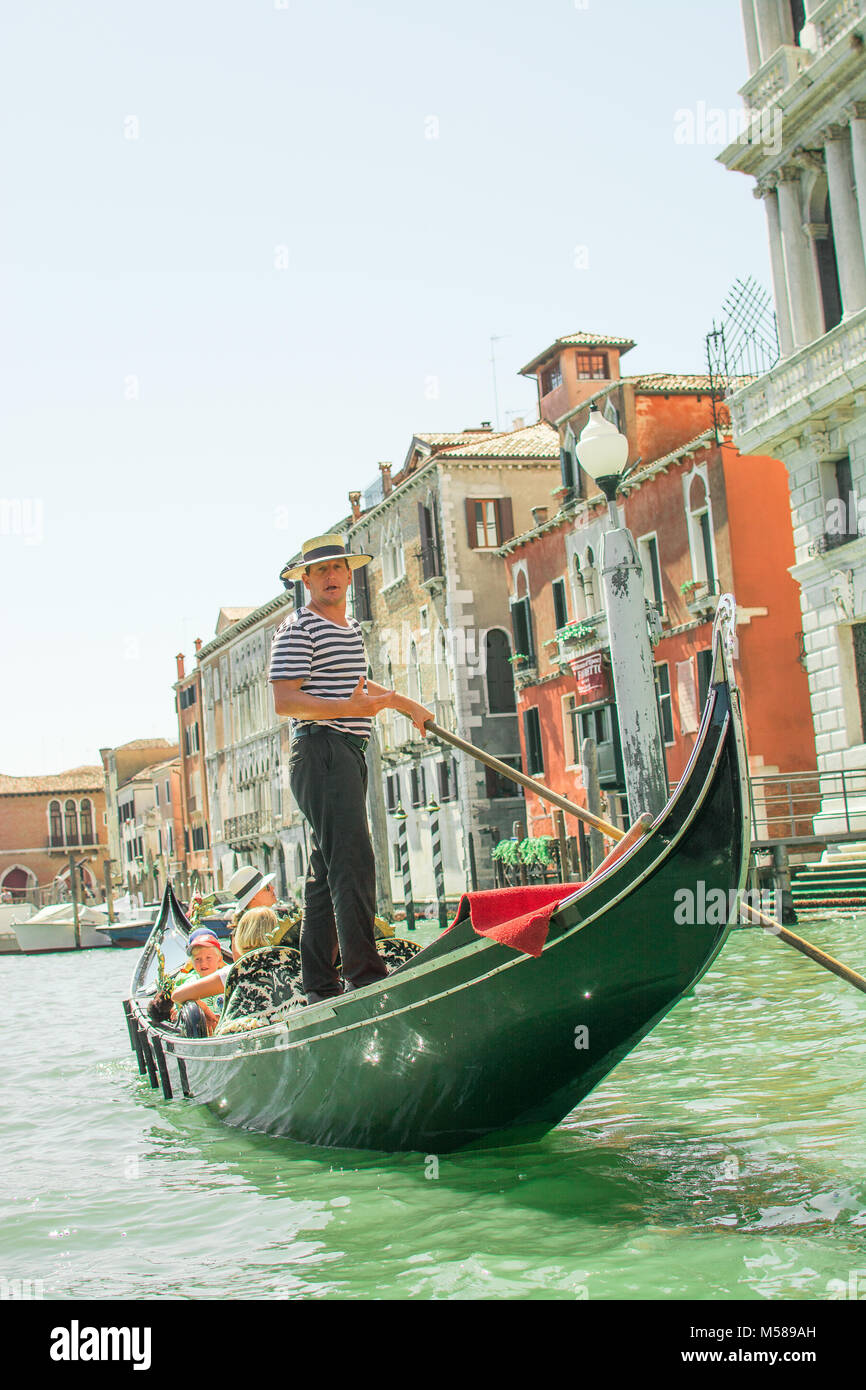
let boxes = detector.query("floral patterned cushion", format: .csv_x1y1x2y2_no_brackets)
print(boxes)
215,937,422,1035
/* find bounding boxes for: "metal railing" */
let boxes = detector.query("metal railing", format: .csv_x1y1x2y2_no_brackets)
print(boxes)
748,768,866,843
224,811,261,843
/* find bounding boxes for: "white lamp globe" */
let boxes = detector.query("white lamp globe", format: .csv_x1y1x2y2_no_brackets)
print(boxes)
575,407,629,483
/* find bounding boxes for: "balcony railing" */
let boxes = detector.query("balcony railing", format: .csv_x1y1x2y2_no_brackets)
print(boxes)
811,0,866,54
740,44,810,111
728,309,866,447
431,697,455,730
47,836,100,852
224,812,261,844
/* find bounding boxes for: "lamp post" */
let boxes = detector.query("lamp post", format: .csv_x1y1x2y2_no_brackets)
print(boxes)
576,407,668,821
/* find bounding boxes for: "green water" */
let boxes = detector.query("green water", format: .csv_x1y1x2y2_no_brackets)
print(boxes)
2,916,864,1301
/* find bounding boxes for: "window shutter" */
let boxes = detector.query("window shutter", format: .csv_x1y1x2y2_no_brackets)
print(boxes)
353,564,371,622
560,448,575,491
497,496,514,543
465,498,478,548
418,501,438,579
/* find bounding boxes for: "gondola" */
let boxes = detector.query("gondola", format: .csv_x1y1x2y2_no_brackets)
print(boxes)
123,596,750,1153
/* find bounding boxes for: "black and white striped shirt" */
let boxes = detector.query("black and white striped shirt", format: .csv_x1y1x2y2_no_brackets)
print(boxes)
268,606,371,737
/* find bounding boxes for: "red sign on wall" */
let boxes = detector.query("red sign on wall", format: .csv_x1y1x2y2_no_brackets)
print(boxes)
568,650,609,699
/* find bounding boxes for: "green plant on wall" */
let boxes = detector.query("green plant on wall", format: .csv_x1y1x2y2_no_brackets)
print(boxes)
519,836,555,867
492,839,521,865
556,620,598,645
492,836,555,867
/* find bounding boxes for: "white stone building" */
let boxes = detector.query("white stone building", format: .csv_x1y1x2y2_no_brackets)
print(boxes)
347,423,561,898
196,599,308,899
720,0,866,829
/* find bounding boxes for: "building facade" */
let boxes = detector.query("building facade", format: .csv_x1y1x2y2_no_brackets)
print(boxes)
504,332,816,845
196,598,308,901
174,651,213,891
100,738,179,895
720,0,866,831
0,767,108,905
347,422,561,897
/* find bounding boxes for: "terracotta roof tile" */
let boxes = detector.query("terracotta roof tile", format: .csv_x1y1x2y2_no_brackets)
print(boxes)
0,766,105,795
115,738,177,751
434,421,559,460
625,372,753,393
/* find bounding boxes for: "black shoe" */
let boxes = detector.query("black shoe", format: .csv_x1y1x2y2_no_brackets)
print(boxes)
305,989,342,1005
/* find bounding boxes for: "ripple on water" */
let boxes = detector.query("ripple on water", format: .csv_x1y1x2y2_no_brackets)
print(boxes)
1,921,865,1298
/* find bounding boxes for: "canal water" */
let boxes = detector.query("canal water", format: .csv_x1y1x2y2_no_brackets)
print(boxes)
2,914,864,1302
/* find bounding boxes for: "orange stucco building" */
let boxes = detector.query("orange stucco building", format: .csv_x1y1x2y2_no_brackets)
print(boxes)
501,332,816,849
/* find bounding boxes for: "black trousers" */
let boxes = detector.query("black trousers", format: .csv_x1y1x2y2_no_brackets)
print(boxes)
289,726,387,1001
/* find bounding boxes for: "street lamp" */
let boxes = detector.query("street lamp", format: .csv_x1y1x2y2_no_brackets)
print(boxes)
576,407,668,821
574,407,629,505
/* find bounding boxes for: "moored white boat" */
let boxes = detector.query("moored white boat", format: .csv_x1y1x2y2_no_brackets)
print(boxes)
0,902,34,954
13,903,112,953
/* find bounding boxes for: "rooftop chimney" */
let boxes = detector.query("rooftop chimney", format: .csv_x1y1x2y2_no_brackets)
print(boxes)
349,490,362,522
531,506,548,527
194,638,202,654
378,462,392,496
512,416,525,431
176,653,185,680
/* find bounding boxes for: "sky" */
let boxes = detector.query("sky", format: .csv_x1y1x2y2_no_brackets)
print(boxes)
0,0,771,775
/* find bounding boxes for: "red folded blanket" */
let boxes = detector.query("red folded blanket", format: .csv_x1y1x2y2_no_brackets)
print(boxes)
447,884,582,958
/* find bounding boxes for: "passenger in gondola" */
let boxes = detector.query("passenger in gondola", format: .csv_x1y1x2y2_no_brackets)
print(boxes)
147,927,229,1027
224,864,301,945
170,908,278,1024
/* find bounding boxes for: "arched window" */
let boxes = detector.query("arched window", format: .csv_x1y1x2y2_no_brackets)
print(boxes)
687,473,717,591
572,554,588,622
486,630,516,714
49,799,63,846
583,548,598,616
64,799,79,846
382,515,405,587
79,798,94,844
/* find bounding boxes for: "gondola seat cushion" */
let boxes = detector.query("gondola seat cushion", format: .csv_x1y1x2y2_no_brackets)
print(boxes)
217,946,307,1033
215,938,423,1034
377,937,420,969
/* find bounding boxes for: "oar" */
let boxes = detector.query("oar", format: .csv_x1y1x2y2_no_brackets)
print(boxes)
740,901,866,997
423,719,637,843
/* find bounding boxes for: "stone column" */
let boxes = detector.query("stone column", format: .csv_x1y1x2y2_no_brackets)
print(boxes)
777,168,824,347
823,124,866,316
758,181,794,356
754,0,787,63
847,105,866,269
741,0,761,75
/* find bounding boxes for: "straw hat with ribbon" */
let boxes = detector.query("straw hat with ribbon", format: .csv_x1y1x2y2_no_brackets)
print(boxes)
280,533,373,584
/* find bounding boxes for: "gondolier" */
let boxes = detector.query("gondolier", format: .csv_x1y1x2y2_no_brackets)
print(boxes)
269,534,432,1004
